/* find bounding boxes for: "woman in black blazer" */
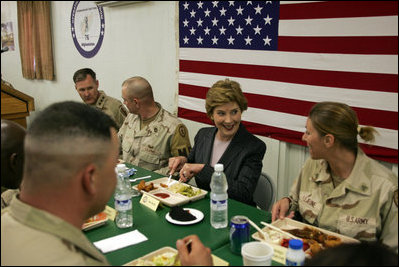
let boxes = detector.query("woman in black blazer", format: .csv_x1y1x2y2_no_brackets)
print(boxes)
169,79,266,205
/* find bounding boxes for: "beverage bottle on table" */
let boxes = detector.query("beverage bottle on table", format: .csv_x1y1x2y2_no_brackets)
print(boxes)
115,164,133,228
285,239,305,266
210,163,228,229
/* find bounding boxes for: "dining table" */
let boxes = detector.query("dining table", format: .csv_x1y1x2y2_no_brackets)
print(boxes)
84,164,282,266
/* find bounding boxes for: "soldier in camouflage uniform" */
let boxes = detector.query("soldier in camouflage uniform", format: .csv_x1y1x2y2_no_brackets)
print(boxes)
73,68,128,129
119,76,191,175
1,102,117,265
272,102,398,251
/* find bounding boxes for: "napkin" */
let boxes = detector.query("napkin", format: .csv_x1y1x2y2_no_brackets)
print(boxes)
93,230,148,253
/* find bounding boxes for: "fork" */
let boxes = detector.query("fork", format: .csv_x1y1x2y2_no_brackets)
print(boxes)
129,175,151,183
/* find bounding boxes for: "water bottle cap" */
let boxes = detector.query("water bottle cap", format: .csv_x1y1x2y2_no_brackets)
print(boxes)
288,239,303,249
214,163,224,172
116,163,127,172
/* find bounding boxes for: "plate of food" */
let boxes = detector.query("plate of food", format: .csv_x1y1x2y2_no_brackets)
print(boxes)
252,218,359,260
124,246,179,266
81,211,108,231
133,177,207,207
165,207,204,225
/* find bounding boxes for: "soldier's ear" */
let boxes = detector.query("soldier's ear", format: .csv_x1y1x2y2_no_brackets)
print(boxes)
81,164,96,196
323,133,335,148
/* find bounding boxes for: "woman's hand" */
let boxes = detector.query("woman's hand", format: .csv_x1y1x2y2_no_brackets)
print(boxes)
168,156,187,175
271,197,295,222
179,163,204,182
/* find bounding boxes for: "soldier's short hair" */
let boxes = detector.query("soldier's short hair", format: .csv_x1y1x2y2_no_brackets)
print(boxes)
24,101,117,182
73,68,97,83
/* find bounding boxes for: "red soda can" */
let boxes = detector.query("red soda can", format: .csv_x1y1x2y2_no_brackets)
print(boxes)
230,215,250,254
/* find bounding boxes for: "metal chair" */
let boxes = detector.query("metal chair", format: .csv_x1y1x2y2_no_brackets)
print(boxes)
253,172,276,211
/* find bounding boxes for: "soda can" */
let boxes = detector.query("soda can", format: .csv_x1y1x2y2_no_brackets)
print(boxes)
230,215,250,254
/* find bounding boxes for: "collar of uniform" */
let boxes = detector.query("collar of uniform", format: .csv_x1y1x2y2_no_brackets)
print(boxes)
8,194,108,264
95,90,106,109
310,159,332,183
138,102,164,134
340,149,372,196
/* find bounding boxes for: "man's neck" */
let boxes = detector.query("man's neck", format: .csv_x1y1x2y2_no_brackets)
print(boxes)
140,102,160,120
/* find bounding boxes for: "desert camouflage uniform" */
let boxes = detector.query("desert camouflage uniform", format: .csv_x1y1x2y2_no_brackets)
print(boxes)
1,189,18,209
288,149,398,250
118,103,191,175
90,90,128,129
1,195,109,265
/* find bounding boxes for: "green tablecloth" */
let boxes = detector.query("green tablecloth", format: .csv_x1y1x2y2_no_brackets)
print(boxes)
85,164,272,266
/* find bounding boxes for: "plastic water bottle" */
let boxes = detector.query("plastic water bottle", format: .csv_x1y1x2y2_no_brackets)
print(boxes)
210,163,228,229
285,239,305,266
114,164,133,228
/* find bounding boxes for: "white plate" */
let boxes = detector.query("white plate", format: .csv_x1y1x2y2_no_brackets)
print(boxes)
165,208,204,225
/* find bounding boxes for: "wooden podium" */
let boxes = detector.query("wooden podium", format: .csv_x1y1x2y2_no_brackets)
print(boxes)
1,80,35,128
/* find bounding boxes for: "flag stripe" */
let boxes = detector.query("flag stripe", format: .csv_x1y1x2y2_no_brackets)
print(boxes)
280,1,398,19
178,103,398,153
179,73,398,112
180,48,398,75
279,16,398,37
179,83,398,130
180,60,398,93
278,36,398,54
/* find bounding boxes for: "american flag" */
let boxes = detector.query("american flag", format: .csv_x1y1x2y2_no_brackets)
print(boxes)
178,1,398,163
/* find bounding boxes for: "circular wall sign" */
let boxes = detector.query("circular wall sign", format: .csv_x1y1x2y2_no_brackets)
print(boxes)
70,1,105,58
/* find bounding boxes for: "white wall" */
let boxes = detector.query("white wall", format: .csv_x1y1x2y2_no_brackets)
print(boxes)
1,1,397,202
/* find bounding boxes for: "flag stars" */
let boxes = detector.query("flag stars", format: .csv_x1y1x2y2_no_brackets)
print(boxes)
244,35,252,45
183,36,189,44
245,15,253,25
227,35,235,45
254,4,263,14
189,27,196,35
197,1,203,9
212,17,219,26
228,1,235,6
197,18,204,27
235,25,243,35
190,9,196,18
236,5,244,15
211,35,219,45
197,36,204,44
219,7,227,16
264,14,272,25
253,25,262,35
212,1,219,8
263,35,272,46
204,27,211,35
247,1,252,5
204,8,211,17
182,19,189,27
219,26,227,35
183,2,189,10
227,16,235,26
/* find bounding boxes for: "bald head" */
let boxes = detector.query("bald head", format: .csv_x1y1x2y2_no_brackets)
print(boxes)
1,120,26,189
122,76,154,101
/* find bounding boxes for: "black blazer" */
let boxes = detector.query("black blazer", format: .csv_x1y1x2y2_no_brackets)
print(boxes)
188,123,266,206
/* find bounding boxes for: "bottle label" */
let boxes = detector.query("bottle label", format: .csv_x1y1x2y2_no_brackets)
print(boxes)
286,259,304,266
211,199,228,210
115,199,132,211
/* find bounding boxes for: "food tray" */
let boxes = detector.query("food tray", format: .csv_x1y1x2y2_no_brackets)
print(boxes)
124,246,229,266
252,218,359,261
133,177,207,207
123,246,177,266
252,218,359,244
81,211,108,231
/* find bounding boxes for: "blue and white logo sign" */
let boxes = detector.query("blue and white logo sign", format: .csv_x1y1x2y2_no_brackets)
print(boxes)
71,1,105,58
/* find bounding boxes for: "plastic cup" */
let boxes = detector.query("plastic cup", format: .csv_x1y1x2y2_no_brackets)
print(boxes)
241,241,274,266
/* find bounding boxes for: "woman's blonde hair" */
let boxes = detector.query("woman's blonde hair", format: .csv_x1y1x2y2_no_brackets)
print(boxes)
205,79,248,119
309,101,377,153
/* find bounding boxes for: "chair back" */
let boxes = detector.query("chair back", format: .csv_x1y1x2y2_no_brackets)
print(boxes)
253,172,276,211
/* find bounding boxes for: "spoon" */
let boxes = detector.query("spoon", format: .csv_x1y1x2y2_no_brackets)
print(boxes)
246,218,270,241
